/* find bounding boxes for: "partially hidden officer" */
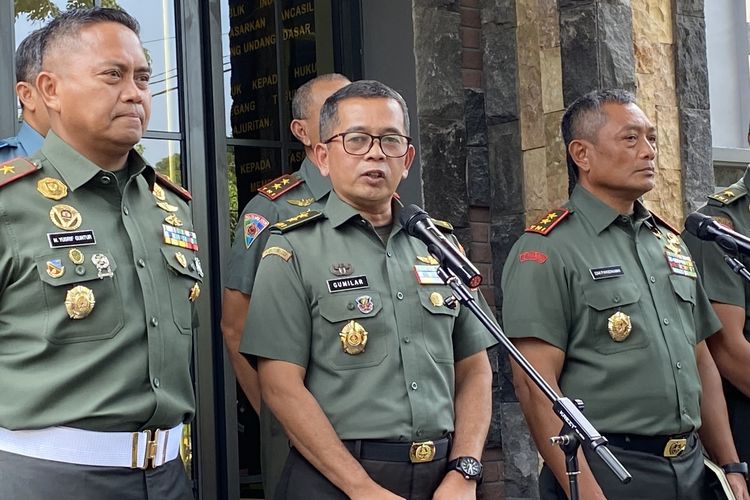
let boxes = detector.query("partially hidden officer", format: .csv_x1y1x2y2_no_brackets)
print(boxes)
0,8,200,500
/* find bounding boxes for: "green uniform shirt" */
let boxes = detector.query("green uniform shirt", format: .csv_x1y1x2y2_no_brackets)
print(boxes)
502,185,721,435
225,158,331,294
683,167,750,338
240,192,496,441
0,131,200,431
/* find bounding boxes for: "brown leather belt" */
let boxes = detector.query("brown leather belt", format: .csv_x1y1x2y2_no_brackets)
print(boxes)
343,437,450,463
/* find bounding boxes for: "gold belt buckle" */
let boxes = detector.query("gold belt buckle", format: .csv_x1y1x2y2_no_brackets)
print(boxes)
663,437,687,458
409,440,436,463
132,429,168,469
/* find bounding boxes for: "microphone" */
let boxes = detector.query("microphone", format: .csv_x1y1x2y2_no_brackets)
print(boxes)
684,212,750,255
399,204,483,288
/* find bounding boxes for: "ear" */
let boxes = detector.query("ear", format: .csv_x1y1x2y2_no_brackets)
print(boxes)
401,144,416,178
568,139,590,175
36,71,61,112
290,118,311,146
313,143,330,176
15,82,36,111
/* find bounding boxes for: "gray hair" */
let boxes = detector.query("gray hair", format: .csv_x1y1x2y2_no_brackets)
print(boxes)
291,73,350,120
319,80,410,140
16,27,46,84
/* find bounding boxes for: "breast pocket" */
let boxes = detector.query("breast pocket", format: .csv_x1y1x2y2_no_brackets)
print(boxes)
581,280,649,354
669,274,697,346
418,287,460,364
161,247,203,335
36,251,124,344
318,291,389,370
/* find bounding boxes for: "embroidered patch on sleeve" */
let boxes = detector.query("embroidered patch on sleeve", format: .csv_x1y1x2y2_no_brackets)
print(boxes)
518,251,548,264
244,213,270,248
261,246,293,261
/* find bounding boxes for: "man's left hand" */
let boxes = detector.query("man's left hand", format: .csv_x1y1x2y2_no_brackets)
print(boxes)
432,471,477,500
727,472,750,500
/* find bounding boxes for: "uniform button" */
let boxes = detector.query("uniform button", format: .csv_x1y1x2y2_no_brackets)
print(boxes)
137,259,146,268
153,377,160,388
151,317,159,327
650,276,656,283
123,206,129,215
75,265,86,276
387,251,392,258
410,382,418,390
613,296,620,303
663,318,670,325
100,175,112,185
682,408,688,415
397,292,404,300
403,337,410,343
416,429,423,437
347,302,355,310
676,361,682,369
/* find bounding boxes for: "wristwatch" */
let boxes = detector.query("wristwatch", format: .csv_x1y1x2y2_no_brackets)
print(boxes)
447,456,483,481
721,462,749,479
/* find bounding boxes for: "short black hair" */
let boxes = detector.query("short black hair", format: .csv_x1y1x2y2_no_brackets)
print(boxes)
561,89,636,194
41,7,140,61
15,27,46,84
291,73,349,120
319,80,410,141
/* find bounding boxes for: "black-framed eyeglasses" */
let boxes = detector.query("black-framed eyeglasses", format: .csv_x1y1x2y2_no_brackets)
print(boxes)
324,132,412,158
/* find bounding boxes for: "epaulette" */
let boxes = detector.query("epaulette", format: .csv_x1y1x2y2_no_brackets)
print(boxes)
0,157,41,189
258,173,303,201
708,183,747,207
431,218,454,233
649,211,680,236
525,208,570,235
270,209,324,233
155,172,192,201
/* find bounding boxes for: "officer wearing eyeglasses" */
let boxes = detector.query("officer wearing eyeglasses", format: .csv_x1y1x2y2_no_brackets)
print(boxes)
240,80,496,499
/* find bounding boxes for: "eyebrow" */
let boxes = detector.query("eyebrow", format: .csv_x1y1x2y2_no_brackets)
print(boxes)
344,125,404,134
99,61,153,75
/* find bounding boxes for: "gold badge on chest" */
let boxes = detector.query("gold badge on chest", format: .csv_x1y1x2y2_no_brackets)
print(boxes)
152,183,166,201
340,320,368,355
37,178,68,200
664,233,682,254
49,204,82,231
608,311,632,342
65,285,95,319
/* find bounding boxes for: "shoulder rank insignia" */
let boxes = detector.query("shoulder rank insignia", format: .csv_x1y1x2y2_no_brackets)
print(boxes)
0,157,41,189
270,209,324,233
258,174,303,200
431,218,454,233
708,183,747,207
154,172,192,201
526,208,570,235
649,211,680,236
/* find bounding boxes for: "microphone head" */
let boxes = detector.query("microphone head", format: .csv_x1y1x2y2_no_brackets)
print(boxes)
684,212,713,239
399,204,430,236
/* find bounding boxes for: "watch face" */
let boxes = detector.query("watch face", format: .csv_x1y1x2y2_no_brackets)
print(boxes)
460,457,481,477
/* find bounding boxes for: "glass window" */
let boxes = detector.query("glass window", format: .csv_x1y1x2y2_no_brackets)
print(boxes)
138,138,181,184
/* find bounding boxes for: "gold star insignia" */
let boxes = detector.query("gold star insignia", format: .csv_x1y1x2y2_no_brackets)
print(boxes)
273,183,282,189
0,165,15,175
281,178,290,185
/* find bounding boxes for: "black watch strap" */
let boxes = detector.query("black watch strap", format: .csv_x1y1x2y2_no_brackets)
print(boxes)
721,462,749,479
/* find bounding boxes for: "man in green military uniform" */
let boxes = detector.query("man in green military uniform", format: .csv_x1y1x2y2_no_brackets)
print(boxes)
683,164,750,481
502,89,749,500
0,9,199,500
220,73,349,497
240,80,496,499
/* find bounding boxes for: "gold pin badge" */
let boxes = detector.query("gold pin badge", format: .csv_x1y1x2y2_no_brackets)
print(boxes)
608,311,632,342
287,197,314,207
175,252,188,268
429,292,444,307
664,233,682,254
156,200,179,213
65,285,95,319
189,282,201,302
152,183,166,201
339,320,368,355
164,214,183,227
417,255,439,265
68,248,85,265
37,178,68,200
46,259,65,278
49,204,82,231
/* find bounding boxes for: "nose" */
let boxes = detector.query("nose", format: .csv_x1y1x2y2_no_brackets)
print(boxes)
121,77,145,104
364,137,386,160
641,138,656,160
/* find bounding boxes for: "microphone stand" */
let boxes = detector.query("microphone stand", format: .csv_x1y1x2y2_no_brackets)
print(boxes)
432,262,631,499
717,235,750,283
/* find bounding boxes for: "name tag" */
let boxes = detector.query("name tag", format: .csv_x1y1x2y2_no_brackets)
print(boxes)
326,275,369,293
48,230,96,248
589,266,624,280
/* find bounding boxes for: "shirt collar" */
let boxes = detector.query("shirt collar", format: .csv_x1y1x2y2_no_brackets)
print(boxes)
40,130,152,191
569,184,640,234
16,121,45,156
742,165,750,190
297,156,331,201
324,191,402,230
